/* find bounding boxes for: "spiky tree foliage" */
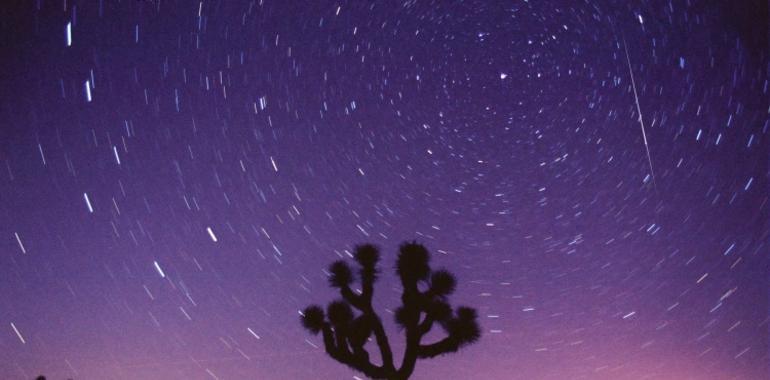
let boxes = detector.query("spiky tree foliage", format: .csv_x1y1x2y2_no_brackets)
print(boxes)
301,305,326,334
300,242,480,379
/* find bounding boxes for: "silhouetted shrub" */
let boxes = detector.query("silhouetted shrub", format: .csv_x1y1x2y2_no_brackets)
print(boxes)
300,242,480,379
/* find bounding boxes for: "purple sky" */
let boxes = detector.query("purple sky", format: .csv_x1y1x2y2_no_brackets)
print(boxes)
0,1,767,379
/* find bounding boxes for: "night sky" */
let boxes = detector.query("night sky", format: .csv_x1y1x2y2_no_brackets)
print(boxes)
0,1,768,379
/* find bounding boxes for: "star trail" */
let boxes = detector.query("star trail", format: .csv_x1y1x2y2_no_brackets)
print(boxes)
0,1,767,379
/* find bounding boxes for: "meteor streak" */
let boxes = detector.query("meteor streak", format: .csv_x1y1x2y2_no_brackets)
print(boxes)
623,38,657,190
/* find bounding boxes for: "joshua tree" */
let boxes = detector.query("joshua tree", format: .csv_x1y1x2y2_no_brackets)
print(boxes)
300,242,480,380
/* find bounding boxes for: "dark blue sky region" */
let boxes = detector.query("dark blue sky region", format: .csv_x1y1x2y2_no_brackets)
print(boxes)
0,1,767,379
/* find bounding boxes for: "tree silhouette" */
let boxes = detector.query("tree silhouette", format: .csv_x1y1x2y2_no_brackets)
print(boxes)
300,242,480,379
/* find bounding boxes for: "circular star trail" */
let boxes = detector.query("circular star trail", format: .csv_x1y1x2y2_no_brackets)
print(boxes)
0,1,767,379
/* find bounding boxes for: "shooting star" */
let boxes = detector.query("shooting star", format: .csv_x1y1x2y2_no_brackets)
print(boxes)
623,38,657,190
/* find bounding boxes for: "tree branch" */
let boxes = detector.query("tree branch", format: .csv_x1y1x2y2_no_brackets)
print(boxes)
397,282,421,379
417,336,460,359
418,315,434,336
371,315,396,371
334,328,352,358
321,323,342,360
339,286,364,310
360,269,376,304
324,323,391,379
